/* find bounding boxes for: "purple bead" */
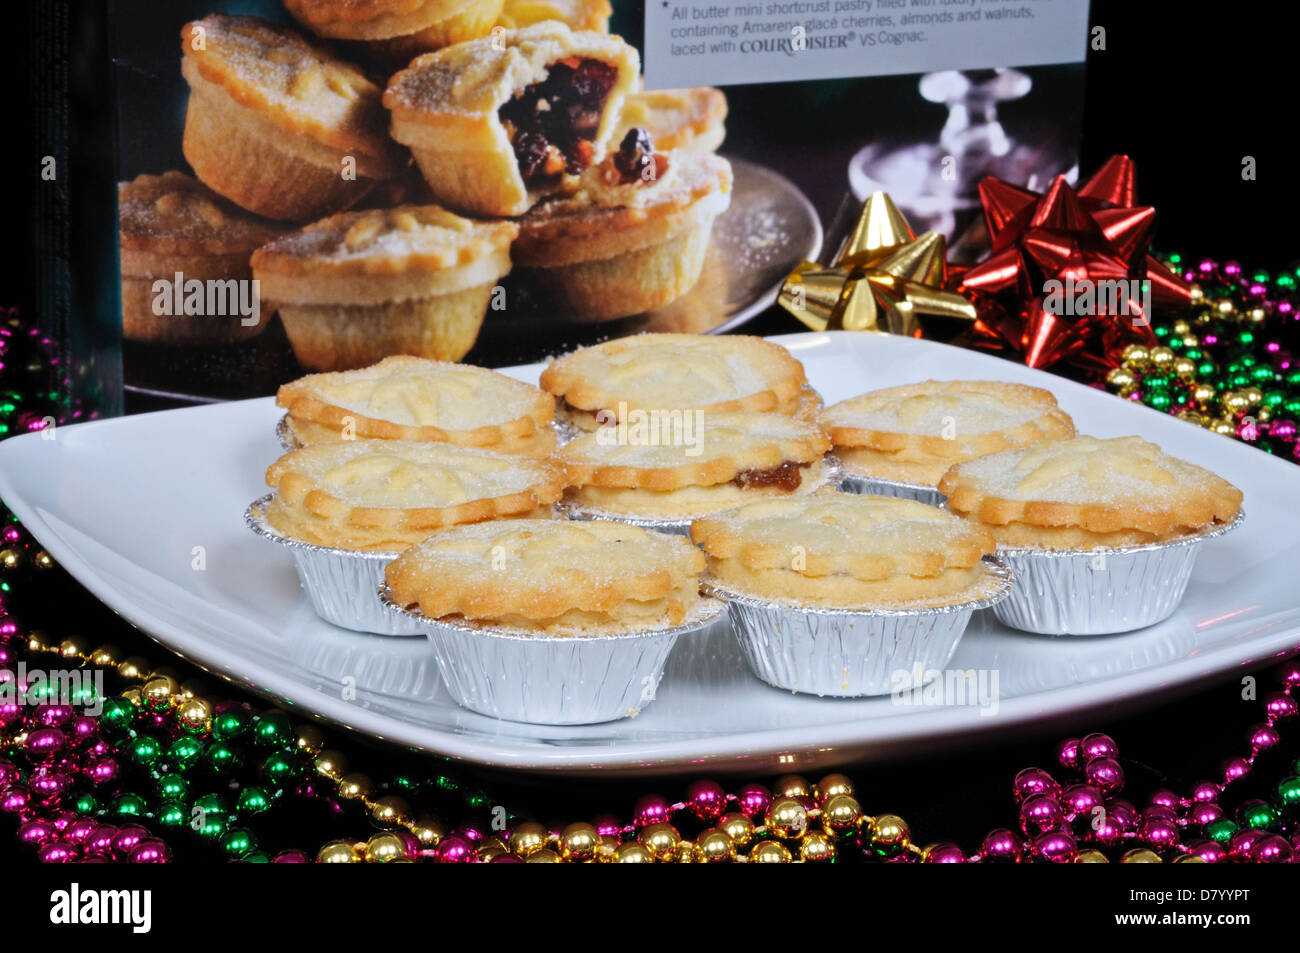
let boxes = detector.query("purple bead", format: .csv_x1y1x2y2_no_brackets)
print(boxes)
1084,757,1124,795
28,767,72,801
1189,802,1224,826
1190,780,1220,803
1227,829,1267,861
592,815,622,838
1184,840,1226,863
82,825,118,857
273,850,310,863
63,817,99,844
1249,835,1293,864
0,701,21,730
1056,738,1081,770
111,825,149,858
36,704,74,728
1268,420,1299,444
1248,724,1280,753
0,759,20,787
1079,733,1119,763
1143,804,1177,822
17,819,55,846
37,840,77,863
128,839,171,863
1221,757,1251,785
1279,662,1300,689
1061,784,1103,819
1088,810,1126,848
925,843,966,863
1012,767,1061,804
85,756,120,786
68,716,98,745
48,809,76,831
686,779,727,822
1106,799,1139,833
1139,816,1180,850
1264,691,1298,722
980,828,1024,862
1148,788,1181,811
735,784,771,820
1020,794,1064,835
0,785,29,813
434,835,474,863
449,824,483,844
633,794,673,827
1032,830,1078,863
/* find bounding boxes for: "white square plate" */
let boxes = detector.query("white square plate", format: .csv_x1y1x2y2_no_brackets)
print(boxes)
1,332,1295,776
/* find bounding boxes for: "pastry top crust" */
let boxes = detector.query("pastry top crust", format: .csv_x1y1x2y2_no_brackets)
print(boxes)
497,0,612,32
513,150,732,252
264,439,563,548
284,0,469,31
820,380,1075,459
691,493,995,582
613,87,727,151
384,517,705,623
937,435,1244,537
558,412,829,490
384,21,638,120
118,171,287,256
180,15,399,171
276,356,555,444
540,334,808,417
250,205,517,279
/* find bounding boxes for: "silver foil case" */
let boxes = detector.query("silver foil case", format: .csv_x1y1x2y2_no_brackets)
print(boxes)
245,495,422,637
705,558,1013,697
275,414,300,452
837,472,947,507
382,592,729,724
991,512,1245,636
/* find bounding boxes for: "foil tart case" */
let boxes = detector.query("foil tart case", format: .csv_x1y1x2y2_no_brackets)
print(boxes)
275,413,300,452
991,511,1246,636
381,591,730,725
705,558,1013,697
245,495,422,637
837,471,947,507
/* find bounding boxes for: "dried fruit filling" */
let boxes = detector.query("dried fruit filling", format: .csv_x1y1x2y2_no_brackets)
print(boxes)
499,57,619,185
732,462,805,492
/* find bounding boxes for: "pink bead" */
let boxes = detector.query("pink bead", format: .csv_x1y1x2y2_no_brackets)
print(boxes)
1079,732,1119,763
1031,830,1078,863
1012,767,1061,804
111,825,149,858
1249,835,1293,864
17,819,55,846
1020,794,1064,835
47,809,76,831
0,701,21,729
633,794,673,827
82,825,118,857
1139,816,1180,850
0,785,29,813
591,815,622,838
924,843,965,863
1084,757,1124,795
28,767,72,801
686,779,727,822
37,841,77,863
0,759,19,787
1105,799,1138,833
35,704,73,728
1264,692,1298,722
63,817,99,844
1061,784,1102,819
1143,804,1176,822
1278,662,1300,688
1148,788,1180,811
1189,802,1224,826
1221,757,1251,785
273,850,310,863
490,854,524,863
1248,724,1280,753
1269,420,1299,444
85,756,120,786
434,835,474,863
1190,780,1220,802
1227,829,1266,861
1184,840,1226,863
1089,810,1126,848
449,824,483,844
735,784,770,820
1056,738,1081,770
128,839,171,863
980,828,1023,862
68,716,98,745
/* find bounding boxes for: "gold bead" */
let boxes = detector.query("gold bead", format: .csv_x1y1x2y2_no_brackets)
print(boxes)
526,848,560,863
597,835,620,862
314,749,348,780
870,814,911,853
477,845,507,862
1106,367,1136,394
1121,344,1150,369
1222,391,1252,416
1176,411,1205,428
175,697,213,732
317,840,362,863
694,829,737,863
1182,334,1199,348
295,724,325,756
821,794,862,836
675,842,696,863
614,842,653,863
1173,853,1207,863
1075,849,1110,863
88,645,121,668
1189,284,1205,304
764,797,809,839
141,675,179,708
479,835,506,854
1211,419,1237,437
799,830,836,863
1192,382,1217,405
370,795,411,828
58,637,90,659
719,812,755,848
178,679,206,701
1148,346,1175,369
558,823,601,862
1241,386,1264,406
119,688,142,708
772,774,812,799
337,773,373,801
750,841,793,863
1247,306,1267,325
1257,405,1274,423
410,815,446,847
1215,297,1235,317
33,551,55,571
25,630,52,653
816,773,855,803
509,821,549,857
1192,307,1213,326
1121,848,1162,863
0,548,22,571
637,822,682,861
1171,320,1191,336
1172,357,1197,381
117,656,151,681
365,832,409,863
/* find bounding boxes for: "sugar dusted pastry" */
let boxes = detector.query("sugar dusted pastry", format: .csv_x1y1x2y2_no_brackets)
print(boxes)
250,205,517,371
512,132,732,320
558,411,832,523
117,171,288,345
822,380,1076,488
264,439,563,550
541,333,811,432
284,0,504,57
384,23,639,216
613,87,728,154
938,435,1243,550
179,15,401,222
276,356,556,456
497,0,612,33
385,518,707,635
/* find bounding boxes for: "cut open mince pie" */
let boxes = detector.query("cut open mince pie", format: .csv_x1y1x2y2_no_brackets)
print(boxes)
276,355,556,456
821,380,1077,488
384,22,639,216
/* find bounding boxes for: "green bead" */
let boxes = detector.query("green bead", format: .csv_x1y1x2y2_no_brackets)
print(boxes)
242,852,272,864
1277,274,1296,290
252,711,293,748
1285,398,1300,417
1236,801,1279,830
112,793,148,817
261,752,300,786
72,793,98,814
69,683,100,707
435,775,459,793
1205,818,1238,844
1275,776,1300,813
1251,365,1276,384
167,735,204,772
128,735,162,766
1285,370,1300,388
1197,362,1217,379
1143,375,1172,391
157,773,188,801
1167,336,1183,351
205,740,242,774
212,708,252,740
1143,392,1173,412
1183,348,1203,361
1239,333,1255,348
1229,373,1252,389
99,698,135,732
1264,389,1287,408
191,793,230,837
1154,324,1170,338
1252,270,1270,284
220,828,258,859
1166,252,1182,266
393,774,418,792
236,786,271,815
157,800,188,828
